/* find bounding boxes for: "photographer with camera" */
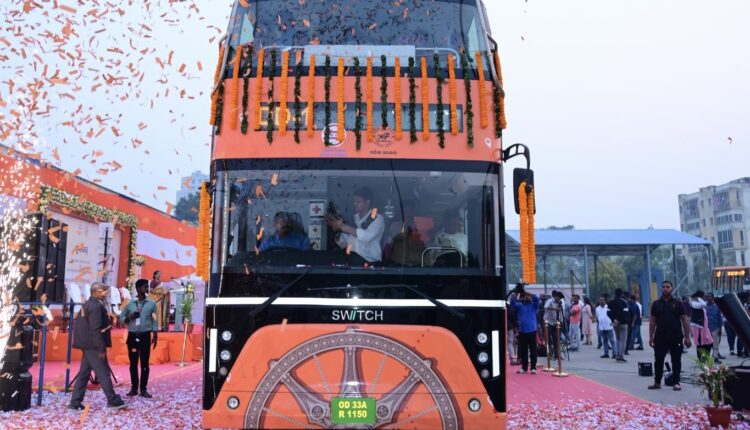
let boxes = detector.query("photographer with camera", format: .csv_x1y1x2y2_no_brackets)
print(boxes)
120,279,158,398
510,282,541,374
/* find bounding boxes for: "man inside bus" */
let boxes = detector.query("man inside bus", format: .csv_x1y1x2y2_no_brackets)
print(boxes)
259,211,311,252
325,186,385,263
430,209,468,266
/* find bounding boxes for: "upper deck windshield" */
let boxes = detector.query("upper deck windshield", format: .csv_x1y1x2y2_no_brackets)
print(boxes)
216,160,498,276
228,0,488,55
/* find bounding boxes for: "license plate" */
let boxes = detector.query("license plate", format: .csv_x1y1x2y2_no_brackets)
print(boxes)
331,397,376,425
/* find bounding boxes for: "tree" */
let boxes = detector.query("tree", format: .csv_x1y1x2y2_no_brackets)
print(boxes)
174,192,199,225
588,258,626,300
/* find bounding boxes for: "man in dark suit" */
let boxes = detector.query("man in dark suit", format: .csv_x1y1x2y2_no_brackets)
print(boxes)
68,283,126,410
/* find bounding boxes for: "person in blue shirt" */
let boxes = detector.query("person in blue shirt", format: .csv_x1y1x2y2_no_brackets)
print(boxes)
120,279,158,398
260,211,311,252
705,292,725,362
510,283,541,374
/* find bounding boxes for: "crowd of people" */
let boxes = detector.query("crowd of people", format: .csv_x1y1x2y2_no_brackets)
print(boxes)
508,280,750,390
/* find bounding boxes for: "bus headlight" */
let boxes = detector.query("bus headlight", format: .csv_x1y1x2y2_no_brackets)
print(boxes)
477,351,489,364
476,332,489,345
227,396,240,410
468,398,481,412
220,350,232,362
480,369,490,379
221,330,233,343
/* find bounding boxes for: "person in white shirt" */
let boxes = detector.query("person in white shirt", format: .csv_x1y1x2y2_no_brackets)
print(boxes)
596,295,616,358
326,187,385,263
432,209,468,256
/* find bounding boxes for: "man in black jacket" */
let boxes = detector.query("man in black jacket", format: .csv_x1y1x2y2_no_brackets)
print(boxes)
68,283,126,410
608,288,631,362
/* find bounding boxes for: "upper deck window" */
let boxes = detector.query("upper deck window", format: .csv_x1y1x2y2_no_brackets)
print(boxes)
229,0,488,56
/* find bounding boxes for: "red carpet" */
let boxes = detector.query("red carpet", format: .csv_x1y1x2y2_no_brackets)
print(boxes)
508,368,643,406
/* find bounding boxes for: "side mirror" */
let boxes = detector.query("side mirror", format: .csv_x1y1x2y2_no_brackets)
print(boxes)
513,168,535,215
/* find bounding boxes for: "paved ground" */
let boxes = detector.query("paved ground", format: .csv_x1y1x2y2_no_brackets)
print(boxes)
530,325,749,406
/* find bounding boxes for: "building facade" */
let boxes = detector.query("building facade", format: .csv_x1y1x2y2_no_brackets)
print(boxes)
679,177,750,267
176,170,209,202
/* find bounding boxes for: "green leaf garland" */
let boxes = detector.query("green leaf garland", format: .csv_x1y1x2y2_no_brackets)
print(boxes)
461,50,474,148
324,55,331,146
354,57,363,150
240,45,252,135
380,55,388,129
266,49,277,145
434,53,445,149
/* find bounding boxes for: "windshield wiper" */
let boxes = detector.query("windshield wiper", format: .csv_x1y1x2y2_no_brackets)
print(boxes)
249,266,314,319
312,284,466,320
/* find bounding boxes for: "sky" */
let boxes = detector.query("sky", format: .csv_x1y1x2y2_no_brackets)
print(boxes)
1,0,749,230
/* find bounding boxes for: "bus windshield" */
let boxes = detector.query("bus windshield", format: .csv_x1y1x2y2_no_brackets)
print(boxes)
217,160,498,275
229,0,488,54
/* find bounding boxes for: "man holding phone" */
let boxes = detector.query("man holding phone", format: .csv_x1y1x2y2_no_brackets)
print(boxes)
120,279,158,398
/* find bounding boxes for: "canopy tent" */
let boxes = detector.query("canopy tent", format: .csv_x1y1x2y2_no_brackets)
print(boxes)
505,229,711,310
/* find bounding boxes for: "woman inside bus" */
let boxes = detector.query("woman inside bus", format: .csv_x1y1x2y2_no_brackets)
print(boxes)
259,211,311,252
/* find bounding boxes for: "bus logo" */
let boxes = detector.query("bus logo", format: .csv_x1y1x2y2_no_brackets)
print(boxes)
322,123,346,146
331,309,384,321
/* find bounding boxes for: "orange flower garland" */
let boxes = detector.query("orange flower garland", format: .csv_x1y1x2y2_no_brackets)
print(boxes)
394,57,402,140
420,56,429,140
366,56,373,142
337,57,345,143
518,181,537,283
527,185,536,283
493,50,507,130
209,43,225,125
474,51,488,129
447,54,458,135
307,54,315,137
253,48,265,130
196,182,211,281
279,50,289,136
225,47,242,130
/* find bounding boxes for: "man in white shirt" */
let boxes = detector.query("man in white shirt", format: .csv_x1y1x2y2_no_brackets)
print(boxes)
326,187,385,263
432,210,468,256
595,295,616,359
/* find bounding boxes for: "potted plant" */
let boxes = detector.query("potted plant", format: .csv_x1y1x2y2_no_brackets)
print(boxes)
693,350,735,428
179,282,195,334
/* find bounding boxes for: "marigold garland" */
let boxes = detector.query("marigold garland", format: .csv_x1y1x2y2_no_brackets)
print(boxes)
241,45,252,135
461,50,474,147
337,56,345,143
380,55,388,129
196,182,211,281
474,51,488,129
209,43,226,126
307,54,316,137
266,49,276,144
227,46,242,130
420,56,429,141
493,49,507,133
394,57,402,140
324,55,332,146
408,57,416,143
366,56,374,142
518,181,537,283
354,57,363,150
253,48,265,130
293,54,302,143
279,50,289,136
447,54,458,135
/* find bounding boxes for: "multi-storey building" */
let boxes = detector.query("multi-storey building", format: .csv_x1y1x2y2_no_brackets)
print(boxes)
176,170,208,202
679,177,750,267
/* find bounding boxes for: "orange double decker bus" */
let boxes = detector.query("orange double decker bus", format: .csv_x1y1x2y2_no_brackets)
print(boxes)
712,266,750,294
200,1,530,428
